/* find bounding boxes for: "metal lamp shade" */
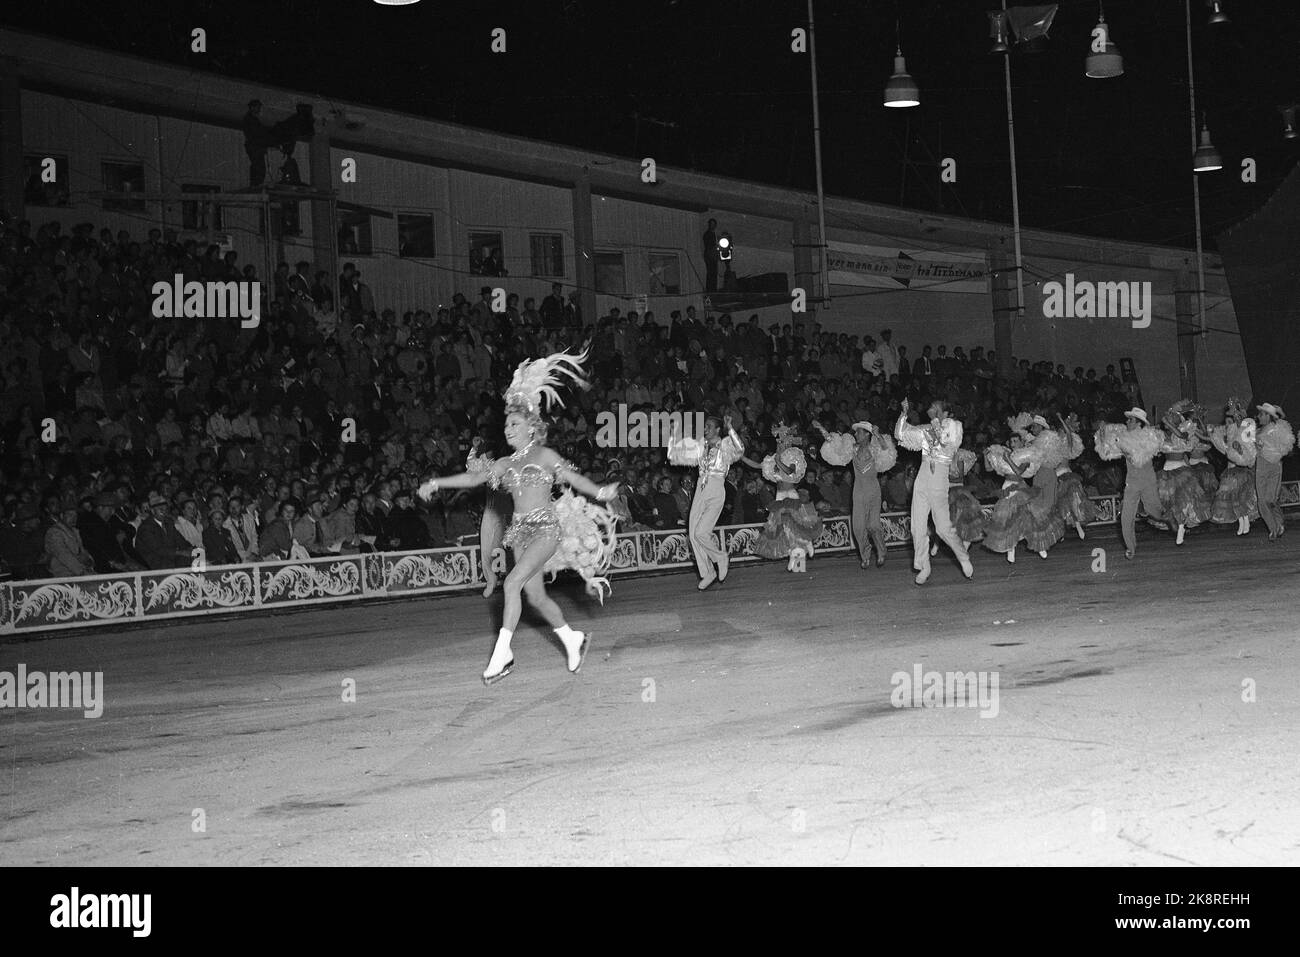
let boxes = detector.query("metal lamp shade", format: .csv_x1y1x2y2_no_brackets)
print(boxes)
1192,127,1223,171
884,56,920,107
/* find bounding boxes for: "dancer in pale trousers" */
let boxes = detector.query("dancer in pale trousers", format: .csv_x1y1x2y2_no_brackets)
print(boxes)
894,398,974,585
1254,402,1295,540
668,414,744,589
1095,408,1165,559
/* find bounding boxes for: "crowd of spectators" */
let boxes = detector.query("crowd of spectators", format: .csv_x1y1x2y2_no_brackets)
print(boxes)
0,215,1144,582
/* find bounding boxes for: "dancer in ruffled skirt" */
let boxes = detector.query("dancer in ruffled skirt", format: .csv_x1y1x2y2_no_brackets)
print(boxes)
814,420,896,568
419,351,619,685
746,422,824,571
1052,413,1096,539
1156,401,1213,546
980,442,1034,563
1208,397,1258,535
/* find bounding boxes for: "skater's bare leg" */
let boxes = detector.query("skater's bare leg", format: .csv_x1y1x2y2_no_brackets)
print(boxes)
485,532,558,680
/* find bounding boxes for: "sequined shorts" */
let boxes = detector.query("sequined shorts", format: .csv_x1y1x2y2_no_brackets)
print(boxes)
502,505,560,550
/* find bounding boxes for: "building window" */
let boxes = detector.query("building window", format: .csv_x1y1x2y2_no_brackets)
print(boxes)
649,251,681,295
469,231,507,276
595,251,625,295
23,154,69,207
102,161,145,211
398,214,435,258
181,184,223,231
529,233,565,277
338,209,373,255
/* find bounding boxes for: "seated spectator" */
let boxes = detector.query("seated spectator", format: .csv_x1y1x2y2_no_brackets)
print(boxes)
384,489,430,550
202,507,242,566
135,493,195,570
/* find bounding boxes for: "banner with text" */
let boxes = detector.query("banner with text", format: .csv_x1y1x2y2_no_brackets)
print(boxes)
826,241,989,294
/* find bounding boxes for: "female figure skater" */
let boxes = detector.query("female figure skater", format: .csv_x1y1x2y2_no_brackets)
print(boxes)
744,422,825,571
419,351,619,685
813,420,896,568
1208,397,1258,535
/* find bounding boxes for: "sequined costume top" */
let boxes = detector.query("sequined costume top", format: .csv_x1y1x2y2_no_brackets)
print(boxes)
895,414,963,469
667,431,745,486
487,458,574,492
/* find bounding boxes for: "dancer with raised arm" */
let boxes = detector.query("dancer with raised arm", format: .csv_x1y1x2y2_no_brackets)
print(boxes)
1095,408,1166,560
1254,402,1295,541
894,398,974,584
667,414,745,589
746,422,825,572
419,351,619,685
1208,398,1258,536
1156,401,1213,547
814,419,896,569
1053,413,1096,540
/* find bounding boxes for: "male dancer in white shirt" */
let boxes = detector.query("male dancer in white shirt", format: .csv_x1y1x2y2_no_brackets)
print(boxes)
895,399,974,584
1255,403,1295,541
668,414,745,589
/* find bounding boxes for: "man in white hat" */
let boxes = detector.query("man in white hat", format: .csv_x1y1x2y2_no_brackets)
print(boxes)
1117,407,1166,559
895,398,975,584
1254,403,1295,540
813,418,894,568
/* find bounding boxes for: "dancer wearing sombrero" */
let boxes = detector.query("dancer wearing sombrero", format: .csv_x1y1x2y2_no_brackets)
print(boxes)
813,419,896,568
1254,402,1295,541
667,413,745,589
418,350,619,685
1095,407,1166,560
894,398,974,584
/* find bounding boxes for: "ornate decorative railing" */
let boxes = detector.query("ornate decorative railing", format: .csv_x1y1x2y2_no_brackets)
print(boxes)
2,482,1297,635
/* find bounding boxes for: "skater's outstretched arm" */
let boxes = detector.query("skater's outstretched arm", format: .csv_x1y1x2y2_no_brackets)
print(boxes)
548,452,618,502
417,468,492,499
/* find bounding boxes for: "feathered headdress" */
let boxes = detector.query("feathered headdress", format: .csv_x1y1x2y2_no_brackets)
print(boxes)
1006,412,1033,436
1225,396,1248,420
1162,398,1206,435
771,421,801,447
504,348,590,417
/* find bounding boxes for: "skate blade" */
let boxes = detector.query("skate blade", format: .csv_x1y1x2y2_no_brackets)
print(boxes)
482,659,514,686
569,635,591,675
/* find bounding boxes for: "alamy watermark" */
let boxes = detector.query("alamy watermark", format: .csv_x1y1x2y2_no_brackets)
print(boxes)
594,404,705,449
151,273,261,327
0,664,103,718
1041,273,1151,329
890,664,999,718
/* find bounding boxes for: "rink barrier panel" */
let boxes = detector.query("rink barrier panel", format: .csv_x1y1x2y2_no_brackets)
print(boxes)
3,483,1298,635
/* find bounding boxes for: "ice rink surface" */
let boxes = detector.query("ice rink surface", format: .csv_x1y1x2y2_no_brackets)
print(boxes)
2,526,1296,866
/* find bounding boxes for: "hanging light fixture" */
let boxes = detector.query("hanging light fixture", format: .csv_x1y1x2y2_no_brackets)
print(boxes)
1280,105,1299,141
1085,4,1123,78
884,48,920,106
1192,120,1223,171
372,0,420,5
883,10,919,108
988,11,1010,54
1206,1,1229,25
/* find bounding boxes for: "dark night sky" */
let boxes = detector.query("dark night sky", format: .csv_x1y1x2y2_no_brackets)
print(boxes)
4,0,1299,251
